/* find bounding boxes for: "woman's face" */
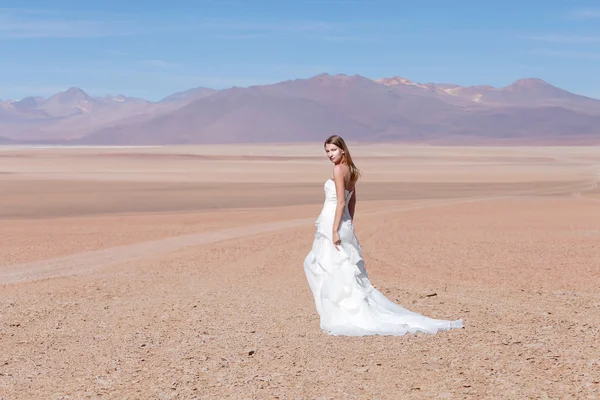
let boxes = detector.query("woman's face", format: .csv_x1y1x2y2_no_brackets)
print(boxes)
325,143,344,164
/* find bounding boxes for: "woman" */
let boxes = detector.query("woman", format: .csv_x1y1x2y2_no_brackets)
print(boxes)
303,135,463,336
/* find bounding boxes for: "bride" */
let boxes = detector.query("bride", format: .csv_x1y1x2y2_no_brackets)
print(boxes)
303,135,463,336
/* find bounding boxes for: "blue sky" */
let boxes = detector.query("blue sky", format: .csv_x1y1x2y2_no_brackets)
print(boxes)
1,0,599,101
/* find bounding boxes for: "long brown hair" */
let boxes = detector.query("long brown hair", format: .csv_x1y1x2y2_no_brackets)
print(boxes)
324,135,361,183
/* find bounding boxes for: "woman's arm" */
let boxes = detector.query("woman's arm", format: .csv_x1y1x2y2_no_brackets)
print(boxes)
332,164,346,246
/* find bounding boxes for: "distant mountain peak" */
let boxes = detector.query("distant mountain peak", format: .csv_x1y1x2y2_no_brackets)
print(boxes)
375,76,428,89
61,87,91,98
65,86,85,93
310,72,369,81
507,78,554,90
311,72,351,80
511,77,549,85
304,73,375,88
158,87,216,104
50,87,93,103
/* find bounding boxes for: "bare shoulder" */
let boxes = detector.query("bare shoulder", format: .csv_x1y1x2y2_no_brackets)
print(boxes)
333,163,350,179
332,164,351,188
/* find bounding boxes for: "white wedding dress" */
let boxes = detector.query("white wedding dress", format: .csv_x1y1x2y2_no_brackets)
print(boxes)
303,178,463,336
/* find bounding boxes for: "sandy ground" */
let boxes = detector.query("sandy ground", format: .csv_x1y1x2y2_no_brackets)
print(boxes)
1,144,599,399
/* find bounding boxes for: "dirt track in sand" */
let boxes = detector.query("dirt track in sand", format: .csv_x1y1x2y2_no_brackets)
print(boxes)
1,144,599,399
0,176,592,285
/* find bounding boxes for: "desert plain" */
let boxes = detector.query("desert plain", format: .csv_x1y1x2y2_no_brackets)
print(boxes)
0,143,599,400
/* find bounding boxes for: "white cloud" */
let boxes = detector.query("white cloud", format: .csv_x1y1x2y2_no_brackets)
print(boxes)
0,10,138,39
140,60,181,68
522,34,600,43
322,35,379,43
202,20,332,32
198,19,376,42
209,33,266,40
567,8,600,20
530,49,600,60
0,9,363,42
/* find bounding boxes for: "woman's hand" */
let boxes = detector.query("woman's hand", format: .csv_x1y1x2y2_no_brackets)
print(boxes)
332,231,341,250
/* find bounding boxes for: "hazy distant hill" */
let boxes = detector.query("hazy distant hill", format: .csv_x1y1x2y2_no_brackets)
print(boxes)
378,76,600,113
2,73,600,145
158,87,217,104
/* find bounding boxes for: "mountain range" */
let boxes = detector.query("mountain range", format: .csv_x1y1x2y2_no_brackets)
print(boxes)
1,73,600,145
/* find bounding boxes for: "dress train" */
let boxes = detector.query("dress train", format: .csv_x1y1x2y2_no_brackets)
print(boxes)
303,178,463,336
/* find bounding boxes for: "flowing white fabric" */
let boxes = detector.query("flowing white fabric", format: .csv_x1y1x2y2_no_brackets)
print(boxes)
303,178,463,336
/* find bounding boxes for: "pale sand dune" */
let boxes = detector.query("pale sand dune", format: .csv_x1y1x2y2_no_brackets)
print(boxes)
1,145,599,399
